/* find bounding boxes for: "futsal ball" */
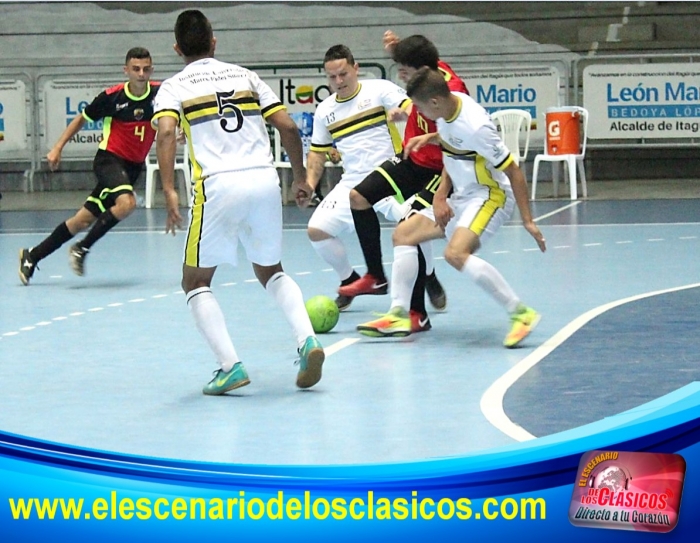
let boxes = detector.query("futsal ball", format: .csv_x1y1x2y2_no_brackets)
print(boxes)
305,295,340,333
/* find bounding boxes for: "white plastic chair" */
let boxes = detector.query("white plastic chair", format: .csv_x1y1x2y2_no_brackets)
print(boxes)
144,143,192,209
531,106,589,200
490,108,532,167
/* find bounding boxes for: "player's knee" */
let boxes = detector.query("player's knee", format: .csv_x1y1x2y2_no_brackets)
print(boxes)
349,189,370,210
392,221,415,246
444,246,468,270
113,193,136,220
307,227,330,242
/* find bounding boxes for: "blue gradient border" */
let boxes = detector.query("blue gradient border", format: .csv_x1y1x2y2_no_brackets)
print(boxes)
2,383,699,542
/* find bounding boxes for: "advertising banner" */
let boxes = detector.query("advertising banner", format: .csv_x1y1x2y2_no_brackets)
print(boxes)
0,80,29,152
465,67,561,144
583,63,700,139
43,80,118,157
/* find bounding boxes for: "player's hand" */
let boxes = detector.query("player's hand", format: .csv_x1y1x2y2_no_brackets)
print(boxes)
387,107,409,123
326,148,342,164
292,179,314,208
523,220,547,252
433,196,453,230
164,189,183,236
383,30,400,53
403,134,433,159
176,129,187,145
46,149,62,171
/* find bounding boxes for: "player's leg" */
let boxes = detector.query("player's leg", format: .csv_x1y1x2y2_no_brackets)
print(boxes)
307,182,360,311
409,183,448,312
343,157,430,298
245,169,324,388
69,152,140,276
18,206,96,285
183,264,250,395
357,211,443,337
183,171,251,395
446,197,539,348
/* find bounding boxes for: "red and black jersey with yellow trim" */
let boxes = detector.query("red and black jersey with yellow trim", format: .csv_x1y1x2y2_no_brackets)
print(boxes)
404,60,468,170
82,81,160,164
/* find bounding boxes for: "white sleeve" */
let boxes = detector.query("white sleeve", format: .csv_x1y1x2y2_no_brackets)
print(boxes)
252,71,283,112
472,122,513,169
310,104,333,149
153,79,180,115
380,80,409,111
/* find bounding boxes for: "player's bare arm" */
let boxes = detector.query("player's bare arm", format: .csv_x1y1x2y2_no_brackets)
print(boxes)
387,106,410,123
155,115,183,235
403,132,440,159
267,109,306,183
504,162,546,252
296,150,326,208
47,115,87,171
433,168,454,230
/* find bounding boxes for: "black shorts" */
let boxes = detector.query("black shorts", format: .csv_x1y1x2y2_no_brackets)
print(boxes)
354,155,441,211
84,150,143,216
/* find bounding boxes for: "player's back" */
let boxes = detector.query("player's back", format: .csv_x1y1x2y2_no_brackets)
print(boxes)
160,58,279,178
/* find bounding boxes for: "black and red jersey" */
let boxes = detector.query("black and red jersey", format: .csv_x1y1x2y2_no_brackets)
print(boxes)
82,81,160,164
404,60,468,170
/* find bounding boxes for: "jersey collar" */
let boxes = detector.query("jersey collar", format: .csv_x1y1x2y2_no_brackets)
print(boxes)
336,83,361,103
445,95,462,123
124,81,151,101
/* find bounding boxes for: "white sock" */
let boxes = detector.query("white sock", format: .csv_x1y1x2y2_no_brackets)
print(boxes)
419,241,434,275
461,255,520,313
266,271,315,347
311,238,354,281
186,287,239,372
390,245,419,311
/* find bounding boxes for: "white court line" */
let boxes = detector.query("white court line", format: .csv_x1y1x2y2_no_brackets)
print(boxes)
324,337,361,356
533,201,581,222
480,282,700,442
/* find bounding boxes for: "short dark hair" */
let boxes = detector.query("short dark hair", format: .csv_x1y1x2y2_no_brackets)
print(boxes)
324,44,355,65
392,35,439,70
125,47,151,64
175,9,213,57
406,67,450,102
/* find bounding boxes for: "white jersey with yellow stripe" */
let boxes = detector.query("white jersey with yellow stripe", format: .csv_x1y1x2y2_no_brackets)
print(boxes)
310,79,409,182
437,92,515,199
152,58,284,180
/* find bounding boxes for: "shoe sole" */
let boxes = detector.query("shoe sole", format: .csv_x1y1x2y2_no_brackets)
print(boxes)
69,246,85,277
428,295,447,312
336,300,353,312
504,313,541,348
338,286,388,297
296,348,324,389
18,249,29,286
203,377,251,396
356,326,412,338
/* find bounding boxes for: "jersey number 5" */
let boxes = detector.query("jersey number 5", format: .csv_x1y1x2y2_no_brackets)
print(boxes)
216,90,244,133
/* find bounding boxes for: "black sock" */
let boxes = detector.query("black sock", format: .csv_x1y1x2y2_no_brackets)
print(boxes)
79,209,119,250
351,207,385,280
341,270,361,286
30,222,74,262
410,246,428,315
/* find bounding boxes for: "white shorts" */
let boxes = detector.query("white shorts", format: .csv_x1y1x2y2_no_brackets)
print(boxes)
418,190,515,246
308,180,403,237
184,168,282,268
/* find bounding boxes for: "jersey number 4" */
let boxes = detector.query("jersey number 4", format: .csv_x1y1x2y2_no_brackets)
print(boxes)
216,90,244,134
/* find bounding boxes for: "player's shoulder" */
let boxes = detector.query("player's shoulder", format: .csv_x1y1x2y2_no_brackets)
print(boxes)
363,78,402,91
104,83,125,96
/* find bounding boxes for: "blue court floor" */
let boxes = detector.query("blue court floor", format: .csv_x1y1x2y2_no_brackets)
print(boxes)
1,199,699,465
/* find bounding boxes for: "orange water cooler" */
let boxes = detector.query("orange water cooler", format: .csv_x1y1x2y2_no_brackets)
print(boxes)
545,106,582,155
